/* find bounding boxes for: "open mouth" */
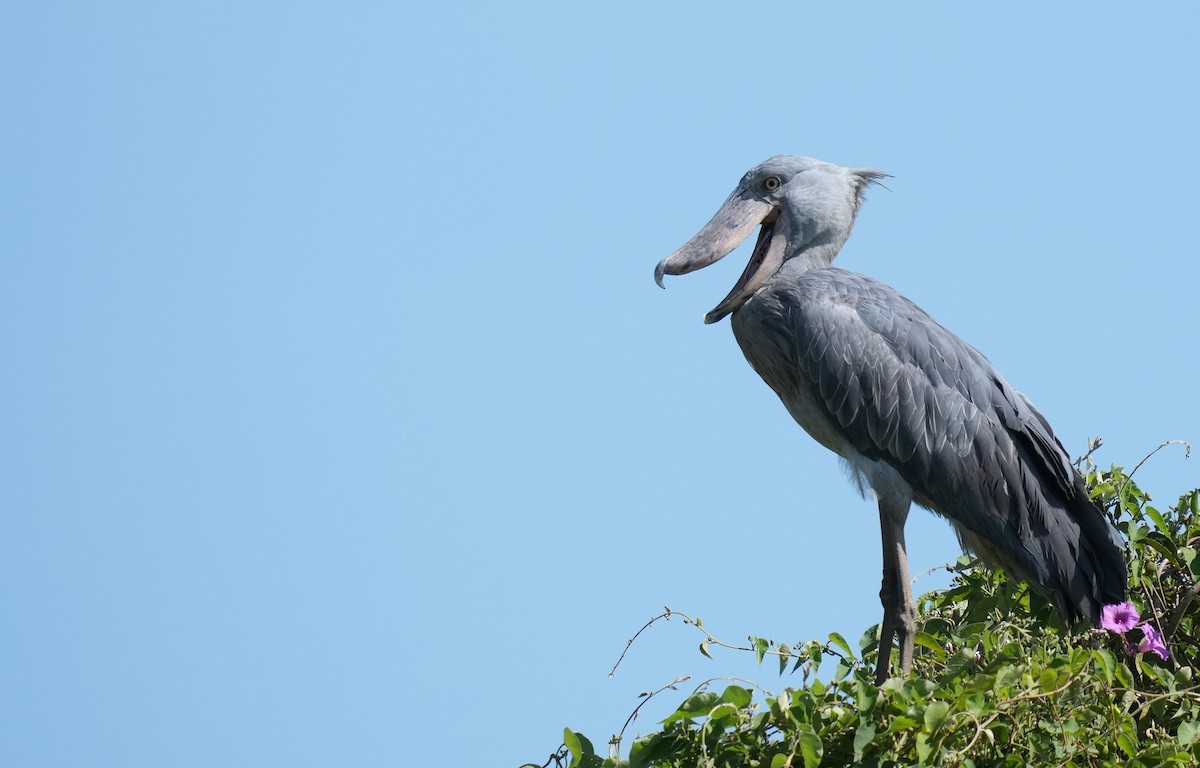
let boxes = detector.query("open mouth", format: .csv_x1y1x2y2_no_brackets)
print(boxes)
704,212,778,323
702,209,789,324
655,190,787,324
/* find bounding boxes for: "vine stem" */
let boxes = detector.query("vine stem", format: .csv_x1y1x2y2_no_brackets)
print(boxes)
1130,439,1192,477
608,675,690,760
609,608,673,678
609,607,853,678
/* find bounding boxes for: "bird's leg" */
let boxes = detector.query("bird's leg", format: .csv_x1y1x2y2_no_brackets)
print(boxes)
875,498,915,685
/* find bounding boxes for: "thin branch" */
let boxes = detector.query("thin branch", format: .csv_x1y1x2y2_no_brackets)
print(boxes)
911,562,956,585
523,745,568,768
609,675,691,759
1113,680,1200,717
1130,440,1192,478
611,607,854,679
686,675,777,698
610,608,673,677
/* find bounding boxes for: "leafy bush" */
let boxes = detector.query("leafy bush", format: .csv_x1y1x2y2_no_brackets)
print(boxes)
527,445,1200,767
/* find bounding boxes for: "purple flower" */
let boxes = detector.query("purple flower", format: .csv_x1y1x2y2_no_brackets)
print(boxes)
1136,623,1170,660
1101,602,1141,634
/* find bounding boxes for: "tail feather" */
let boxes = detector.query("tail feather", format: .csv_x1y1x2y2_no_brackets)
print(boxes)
1061,472,1127,624
947,442,1127,628
1004,401,1127,625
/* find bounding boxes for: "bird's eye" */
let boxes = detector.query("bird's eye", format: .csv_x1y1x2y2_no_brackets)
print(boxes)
764,176,781,192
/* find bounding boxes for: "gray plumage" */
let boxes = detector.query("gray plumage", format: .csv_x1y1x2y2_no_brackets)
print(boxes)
655,155,1127,682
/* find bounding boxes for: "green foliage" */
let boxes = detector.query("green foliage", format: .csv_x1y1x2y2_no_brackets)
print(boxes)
526,450,1200,767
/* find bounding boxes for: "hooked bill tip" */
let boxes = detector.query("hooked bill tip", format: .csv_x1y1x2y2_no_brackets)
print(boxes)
702,308,728,325
653,259,667,289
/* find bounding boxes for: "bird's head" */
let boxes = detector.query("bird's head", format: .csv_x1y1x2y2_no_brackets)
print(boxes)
655,155,888,323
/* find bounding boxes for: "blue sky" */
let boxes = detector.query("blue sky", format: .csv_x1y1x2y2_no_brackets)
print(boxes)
3,3,1198,766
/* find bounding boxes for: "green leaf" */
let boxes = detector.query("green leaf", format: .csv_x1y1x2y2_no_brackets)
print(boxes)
663,692,720,724
755,636,770,664
1131,558,1145,588
774,689,792,713
1179,720,1200,746
564,728,582,762
576,733,596,761
1180,546,1198,576
913,631,948,660
924,701,950,732
1126,521,1149,543
778,642,791,675
680,692,720,713
1141,534,1180,566
1145,504,1170,535
798,727,822,768
828,631,853,657
1113,658,1134,688
856,679,878,714
721,684,752,708
886,715,921,733
1177,666,1194,686
859,627,878,655
699,640,712,659
792,653,807,674
993,663,1022,694
964,692,987,716
706,702,738,724
1093,648,1116,684
806,641,823,672
853,722,876,759
628,733,676,768
916,731,932,763
1038,667,1059,693
963,674,995,695
1116,731,1137,758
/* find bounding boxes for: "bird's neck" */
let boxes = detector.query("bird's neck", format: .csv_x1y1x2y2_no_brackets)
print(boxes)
786,240,844,273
